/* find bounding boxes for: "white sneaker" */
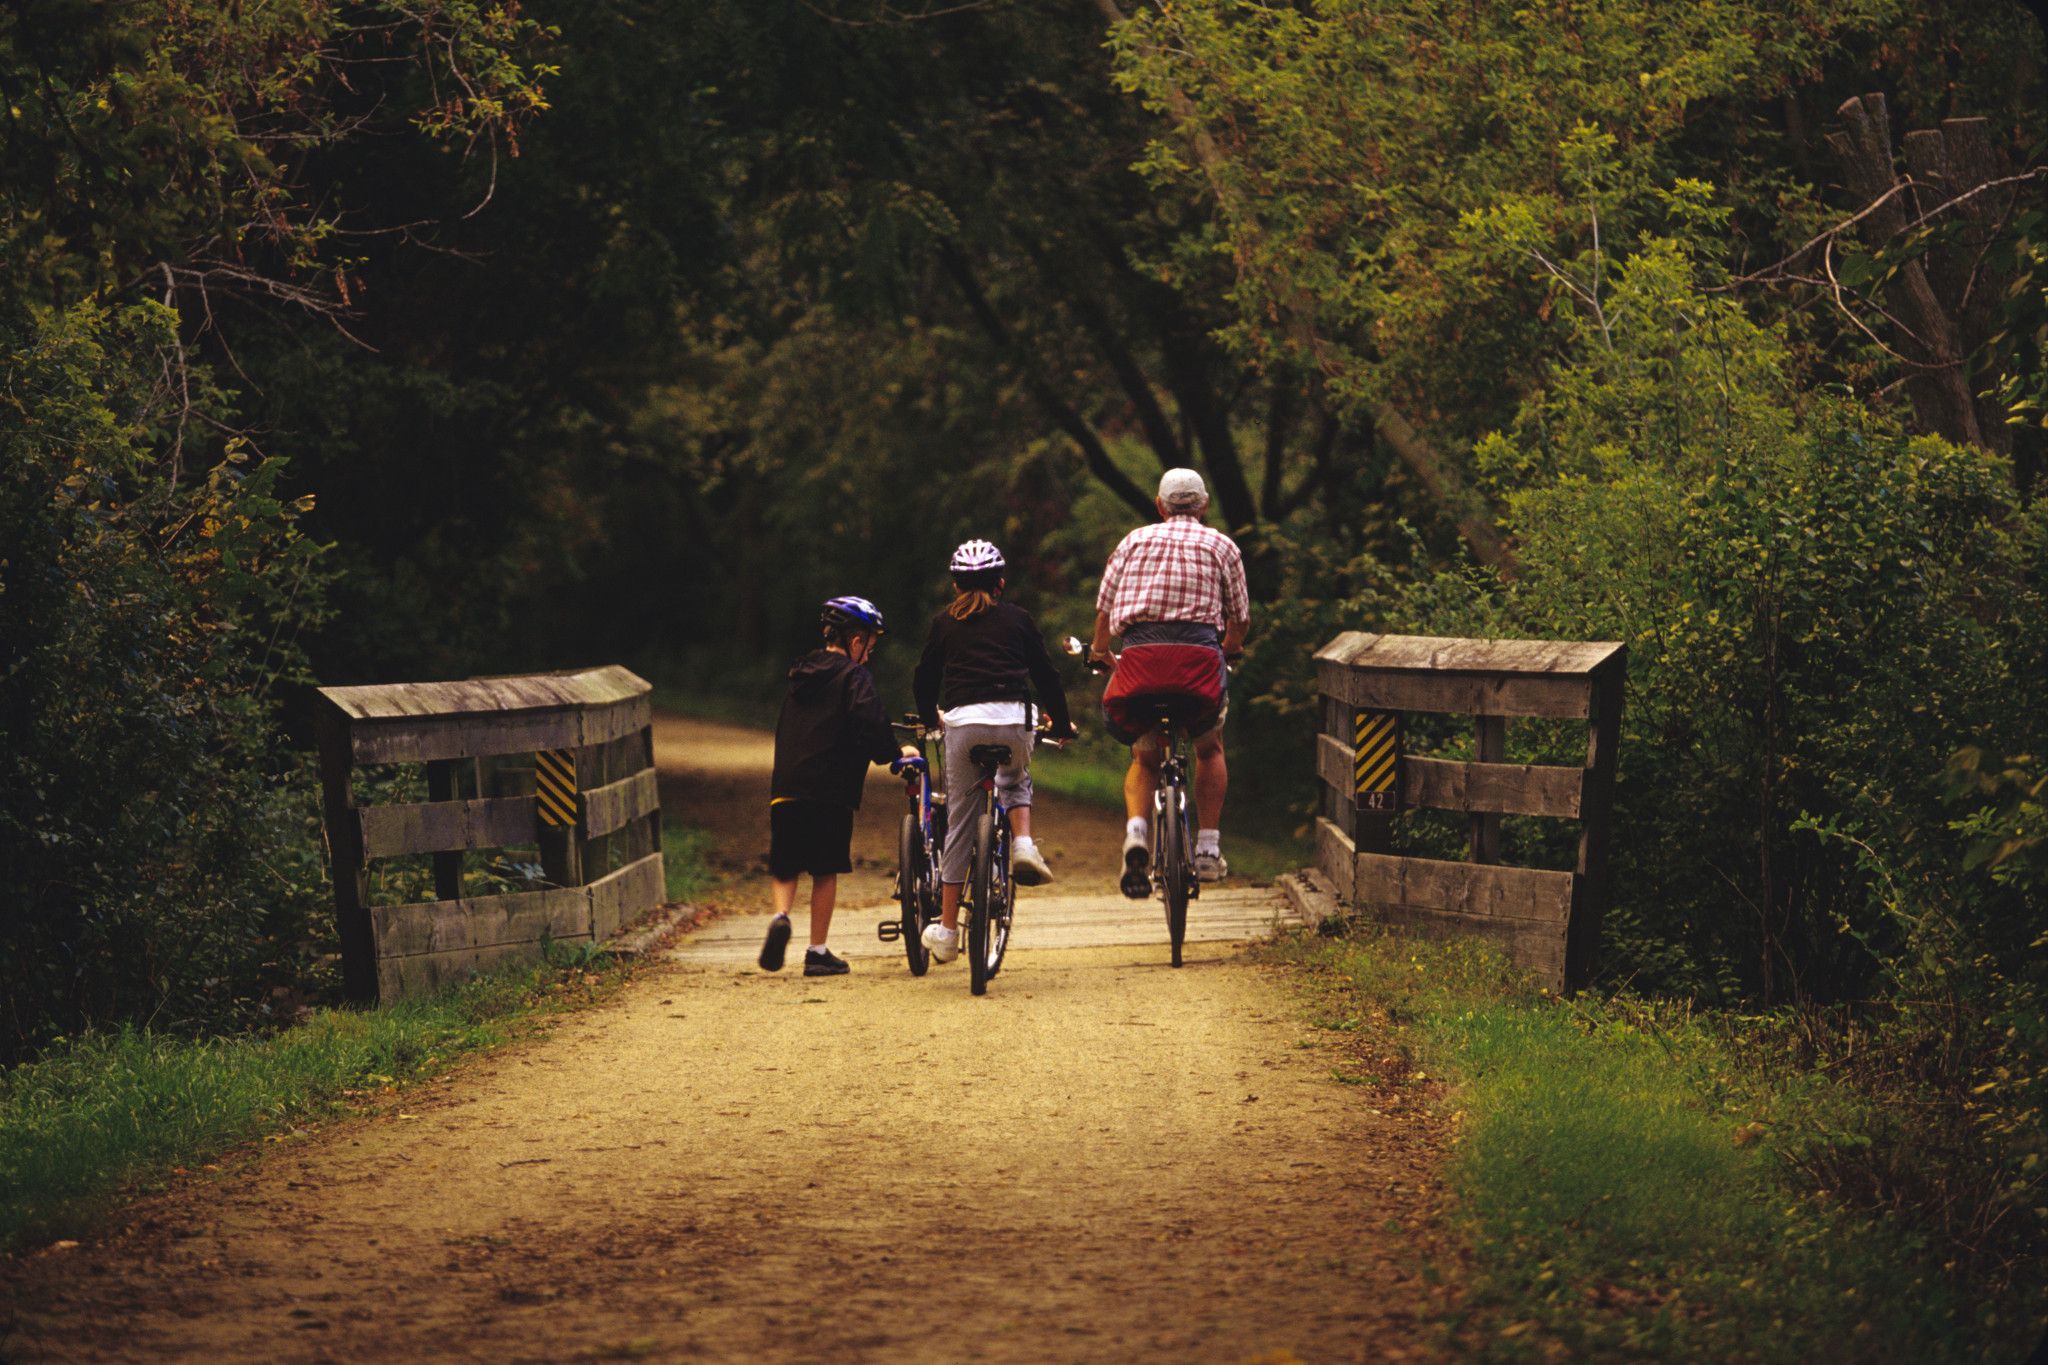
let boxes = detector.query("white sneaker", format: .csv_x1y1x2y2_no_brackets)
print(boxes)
1120,828,1152,900
1194,850,1229,882
1012,839,1054,886
921,922,960,963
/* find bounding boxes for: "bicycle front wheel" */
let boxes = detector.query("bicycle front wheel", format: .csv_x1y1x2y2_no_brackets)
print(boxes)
899,812,931,977
1159,787,1189,968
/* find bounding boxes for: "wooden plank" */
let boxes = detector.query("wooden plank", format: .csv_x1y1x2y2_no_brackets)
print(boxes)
1355,853,1573,924
1315,817,1356,904
346,695,652,765
371,886,593,959
376,935,594,1002
1370,903,1567,991
1316,733,1353,792
1314,632,1624,678
1318,661,1592,719
314,703,377,1005
358,796,538,859
1399,757,1584,819
320,665,650,723
589,850,665,941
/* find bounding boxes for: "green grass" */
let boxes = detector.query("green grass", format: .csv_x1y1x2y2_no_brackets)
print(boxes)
1265,927,2022,1362
662,822,717,902
0,955,628,1255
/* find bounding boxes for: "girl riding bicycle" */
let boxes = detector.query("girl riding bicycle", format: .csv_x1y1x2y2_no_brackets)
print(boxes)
911,539,1075,963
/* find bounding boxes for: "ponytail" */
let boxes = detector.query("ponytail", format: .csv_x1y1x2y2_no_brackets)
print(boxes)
947,587,1000,621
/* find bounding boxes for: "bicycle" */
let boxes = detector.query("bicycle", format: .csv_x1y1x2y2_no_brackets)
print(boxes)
883,714,1067,995
877,717,944,976
1082,644,1201,969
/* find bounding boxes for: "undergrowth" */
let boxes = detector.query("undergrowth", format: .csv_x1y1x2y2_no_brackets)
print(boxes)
1264,925,2044,1362
0,954,630,1255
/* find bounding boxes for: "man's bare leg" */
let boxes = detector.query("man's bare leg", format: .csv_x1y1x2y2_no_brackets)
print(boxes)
1193,730,1228,830
1124,734,1163,820
772,876,799,917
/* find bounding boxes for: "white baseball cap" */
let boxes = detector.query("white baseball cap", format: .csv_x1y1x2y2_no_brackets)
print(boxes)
1158,467,1207,509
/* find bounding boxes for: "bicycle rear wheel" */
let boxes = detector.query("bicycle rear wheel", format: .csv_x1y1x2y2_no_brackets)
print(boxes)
899,812,931,977
968,805,995,996
1159,786,1189,968
986,808,1013,980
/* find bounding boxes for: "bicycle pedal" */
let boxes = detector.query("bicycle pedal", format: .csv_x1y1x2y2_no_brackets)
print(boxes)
1119,869,1152,899
876,920,902,941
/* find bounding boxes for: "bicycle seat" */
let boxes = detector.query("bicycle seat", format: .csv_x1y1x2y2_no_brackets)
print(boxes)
969,743,1013,770
1127,694,1209,730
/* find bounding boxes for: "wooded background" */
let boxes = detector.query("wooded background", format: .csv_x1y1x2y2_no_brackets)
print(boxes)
3,8,2044,1292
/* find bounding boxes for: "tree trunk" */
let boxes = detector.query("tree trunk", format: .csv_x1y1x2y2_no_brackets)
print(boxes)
1826,94,2014,455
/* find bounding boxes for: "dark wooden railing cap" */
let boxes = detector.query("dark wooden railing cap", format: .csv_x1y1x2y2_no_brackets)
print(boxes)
317,664,648,721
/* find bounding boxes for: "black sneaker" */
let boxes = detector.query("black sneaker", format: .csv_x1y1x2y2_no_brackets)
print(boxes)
803,947,850,977
758,913,791,972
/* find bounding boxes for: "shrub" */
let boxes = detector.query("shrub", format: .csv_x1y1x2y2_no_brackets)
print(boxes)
0,303,333,1059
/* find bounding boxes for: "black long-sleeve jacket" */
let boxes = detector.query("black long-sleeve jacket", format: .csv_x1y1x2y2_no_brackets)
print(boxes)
770,650,898,809
912,602,1073,733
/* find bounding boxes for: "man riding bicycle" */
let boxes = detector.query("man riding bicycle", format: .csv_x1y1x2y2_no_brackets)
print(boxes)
1087,467,1250,887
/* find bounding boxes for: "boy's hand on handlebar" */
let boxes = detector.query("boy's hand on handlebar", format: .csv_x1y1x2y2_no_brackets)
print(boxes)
1043,722,1079,744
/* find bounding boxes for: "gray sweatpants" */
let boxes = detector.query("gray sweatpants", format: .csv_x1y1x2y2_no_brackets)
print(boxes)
939,722,1035,886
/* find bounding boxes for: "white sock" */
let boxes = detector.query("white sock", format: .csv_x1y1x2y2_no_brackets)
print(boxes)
808,942,828,953
1126,816,1149,841
1014,835,1037,851
1196,829,1221,856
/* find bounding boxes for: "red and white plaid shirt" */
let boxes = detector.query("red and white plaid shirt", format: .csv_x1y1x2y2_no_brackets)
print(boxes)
1096,515,1251,635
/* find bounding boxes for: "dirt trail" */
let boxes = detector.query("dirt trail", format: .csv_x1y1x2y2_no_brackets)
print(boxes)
0,715,1458,1362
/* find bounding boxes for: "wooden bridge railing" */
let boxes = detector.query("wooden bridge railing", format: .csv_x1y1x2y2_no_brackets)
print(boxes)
314,666,665,1004
1312,633,1625,991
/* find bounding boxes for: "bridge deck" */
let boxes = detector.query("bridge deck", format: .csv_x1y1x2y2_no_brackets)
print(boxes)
667,884,1300,966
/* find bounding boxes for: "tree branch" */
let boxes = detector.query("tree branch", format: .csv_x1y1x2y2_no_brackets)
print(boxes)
936,241,1153,516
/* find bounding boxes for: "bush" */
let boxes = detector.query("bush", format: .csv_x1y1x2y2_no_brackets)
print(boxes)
1404,243,2048,1004
0,303,333,1059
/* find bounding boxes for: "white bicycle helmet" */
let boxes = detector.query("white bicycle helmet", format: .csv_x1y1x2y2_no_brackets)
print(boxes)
949,539,1006,576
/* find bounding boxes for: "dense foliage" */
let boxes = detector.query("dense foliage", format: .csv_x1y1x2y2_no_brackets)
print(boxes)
0,1,550,1055
2,3,2043,1318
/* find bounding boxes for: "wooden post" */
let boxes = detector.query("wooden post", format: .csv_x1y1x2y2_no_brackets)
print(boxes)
1470,715,1505,864
537,744,583,889
1566,657,1625,991
1351,706,1395,857
314,706,377,1005
631,725,661,868
425,758,467,902
1322,695,1356,842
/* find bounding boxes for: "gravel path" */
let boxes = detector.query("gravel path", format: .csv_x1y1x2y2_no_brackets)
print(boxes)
0,714,1460,1362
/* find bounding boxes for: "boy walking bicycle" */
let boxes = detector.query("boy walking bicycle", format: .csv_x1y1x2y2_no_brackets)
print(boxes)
760,596,920,977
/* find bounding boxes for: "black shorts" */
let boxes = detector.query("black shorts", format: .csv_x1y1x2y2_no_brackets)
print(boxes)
769,799,854,880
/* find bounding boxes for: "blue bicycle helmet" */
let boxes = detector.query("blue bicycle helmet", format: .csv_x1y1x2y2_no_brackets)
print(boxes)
820,595,886,636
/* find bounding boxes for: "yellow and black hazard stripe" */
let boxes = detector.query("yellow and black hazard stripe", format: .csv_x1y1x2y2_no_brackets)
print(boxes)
1353,710,1399,804
535,747,580,828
